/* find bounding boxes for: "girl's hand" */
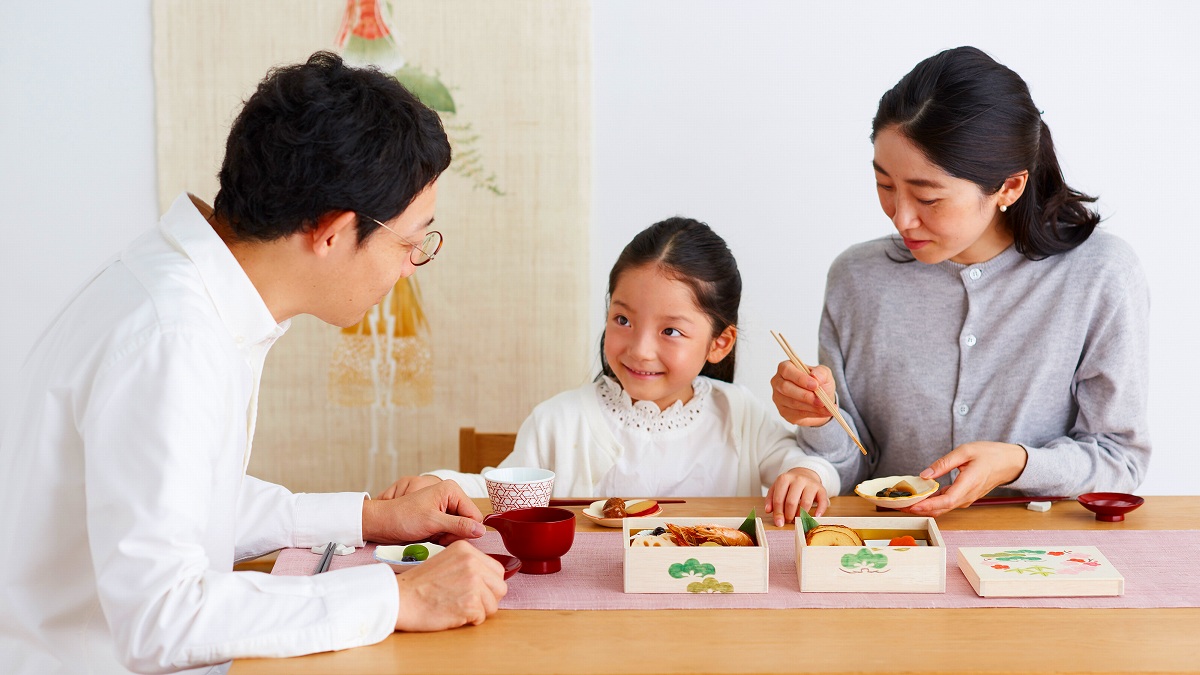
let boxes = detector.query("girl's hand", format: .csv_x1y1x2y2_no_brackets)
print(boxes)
377,474,443,500
770,360,837,427
765,467,829,526
904,442,1028,518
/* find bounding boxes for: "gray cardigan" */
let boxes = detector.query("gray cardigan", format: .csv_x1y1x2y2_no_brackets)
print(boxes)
797,231,1151,497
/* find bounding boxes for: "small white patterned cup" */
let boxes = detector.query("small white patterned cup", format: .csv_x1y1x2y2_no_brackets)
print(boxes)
484,467,555,513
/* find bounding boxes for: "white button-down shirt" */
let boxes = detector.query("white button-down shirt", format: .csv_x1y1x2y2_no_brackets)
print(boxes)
0,193,398,674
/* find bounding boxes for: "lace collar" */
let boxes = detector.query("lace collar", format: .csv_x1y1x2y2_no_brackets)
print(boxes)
597,375,711,433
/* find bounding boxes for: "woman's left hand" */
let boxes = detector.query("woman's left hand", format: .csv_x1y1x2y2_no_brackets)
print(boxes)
904,442,1028,518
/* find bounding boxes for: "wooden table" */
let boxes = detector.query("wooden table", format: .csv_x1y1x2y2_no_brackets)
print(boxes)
232,496,1198,675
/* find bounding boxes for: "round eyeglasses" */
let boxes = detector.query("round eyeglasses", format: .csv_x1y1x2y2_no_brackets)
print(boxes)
366,215,443,266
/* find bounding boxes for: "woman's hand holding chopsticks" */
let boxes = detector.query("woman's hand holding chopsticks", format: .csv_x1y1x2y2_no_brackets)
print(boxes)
770,360,839,427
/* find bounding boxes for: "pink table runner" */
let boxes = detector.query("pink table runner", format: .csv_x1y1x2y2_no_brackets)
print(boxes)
272,530,1200,609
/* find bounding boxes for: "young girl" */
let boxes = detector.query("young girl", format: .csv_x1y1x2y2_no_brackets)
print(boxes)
772,47,1151,517
385,217,839,522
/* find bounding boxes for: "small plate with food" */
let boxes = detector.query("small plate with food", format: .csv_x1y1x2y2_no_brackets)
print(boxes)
374,542,446,571
854,475,940,509
375,543,521,578
581,498,663,527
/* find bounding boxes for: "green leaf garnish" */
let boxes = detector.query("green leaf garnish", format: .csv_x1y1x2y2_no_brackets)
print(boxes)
737,508,758,545
799,507,820,535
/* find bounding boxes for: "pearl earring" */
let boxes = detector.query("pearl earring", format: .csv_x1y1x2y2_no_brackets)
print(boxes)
999,204,1008,213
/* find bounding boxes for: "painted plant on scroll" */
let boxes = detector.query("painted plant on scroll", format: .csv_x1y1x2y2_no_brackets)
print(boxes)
326,0,504,492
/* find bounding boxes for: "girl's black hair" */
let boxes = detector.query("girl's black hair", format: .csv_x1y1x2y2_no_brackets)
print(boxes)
599,217,741,383
872,46,1099,260
214,51,450,245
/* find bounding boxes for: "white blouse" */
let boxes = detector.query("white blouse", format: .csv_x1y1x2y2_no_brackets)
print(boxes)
594,376,738,496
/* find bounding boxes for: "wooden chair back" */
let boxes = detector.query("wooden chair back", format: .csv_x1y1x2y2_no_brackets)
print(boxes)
458,427,517,473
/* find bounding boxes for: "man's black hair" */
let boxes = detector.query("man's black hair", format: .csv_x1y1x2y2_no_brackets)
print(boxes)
213,51,451,244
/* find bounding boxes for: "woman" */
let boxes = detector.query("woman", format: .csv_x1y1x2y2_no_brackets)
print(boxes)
772,46,1150,517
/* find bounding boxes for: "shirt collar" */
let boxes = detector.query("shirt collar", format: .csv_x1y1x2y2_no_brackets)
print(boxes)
939,242,1026,276
159,192,289,346
597,375,712,433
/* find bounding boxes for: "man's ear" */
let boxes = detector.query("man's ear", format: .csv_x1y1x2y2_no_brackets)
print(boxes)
307,211,359,258
707,325,738,364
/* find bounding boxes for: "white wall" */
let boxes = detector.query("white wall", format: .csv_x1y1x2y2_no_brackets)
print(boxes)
0,0,158,417
2,1,1196,494
592,1,1200,495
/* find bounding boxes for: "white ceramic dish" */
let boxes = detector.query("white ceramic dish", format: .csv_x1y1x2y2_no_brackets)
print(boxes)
854,475,940,509
373,542,446,571
581,499,663,527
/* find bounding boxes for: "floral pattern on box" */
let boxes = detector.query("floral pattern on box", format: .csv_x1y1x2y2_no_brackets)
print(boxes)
978,549,1104,576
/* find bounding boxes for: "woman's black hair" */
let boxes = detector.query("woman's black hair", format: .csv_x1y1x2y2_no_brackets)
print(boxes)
213,51,450,244
872,46,1099,260
599,217,741,383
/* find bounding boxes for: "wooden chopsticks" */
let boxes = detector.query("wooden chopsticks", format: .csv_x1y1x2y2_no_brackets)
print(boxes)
771,330,867,456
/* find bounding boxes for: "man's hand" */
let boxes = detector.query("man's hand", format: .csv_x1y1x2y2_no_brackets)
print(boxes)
364,479,485,546
394,541,507,631
904,442,1028,518
770,360,837,426
378,475,443,499
765,467,829,526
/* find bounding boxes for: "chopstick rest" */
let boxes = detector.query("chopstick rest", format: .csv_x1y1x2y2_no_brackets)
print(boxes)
312,542,354,574
309,543,354,555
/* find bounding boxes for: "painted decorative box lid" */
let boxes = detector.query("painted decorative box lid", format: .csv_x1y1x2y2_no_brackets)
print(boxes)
956,546,1124,597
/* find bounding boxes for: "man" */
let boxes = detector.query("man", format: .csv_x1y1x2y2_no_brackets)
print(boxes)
0,51,505,674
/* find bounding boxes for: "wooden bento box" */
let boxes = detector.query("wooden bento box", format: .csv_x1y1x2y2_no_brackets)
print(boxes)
622,517,768,593
795,516,946,593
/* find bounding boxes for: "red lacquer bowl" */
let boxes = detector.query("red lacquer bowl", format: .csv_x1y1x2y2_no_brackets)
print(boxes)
1077,492,1144,522
483,507,575,574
